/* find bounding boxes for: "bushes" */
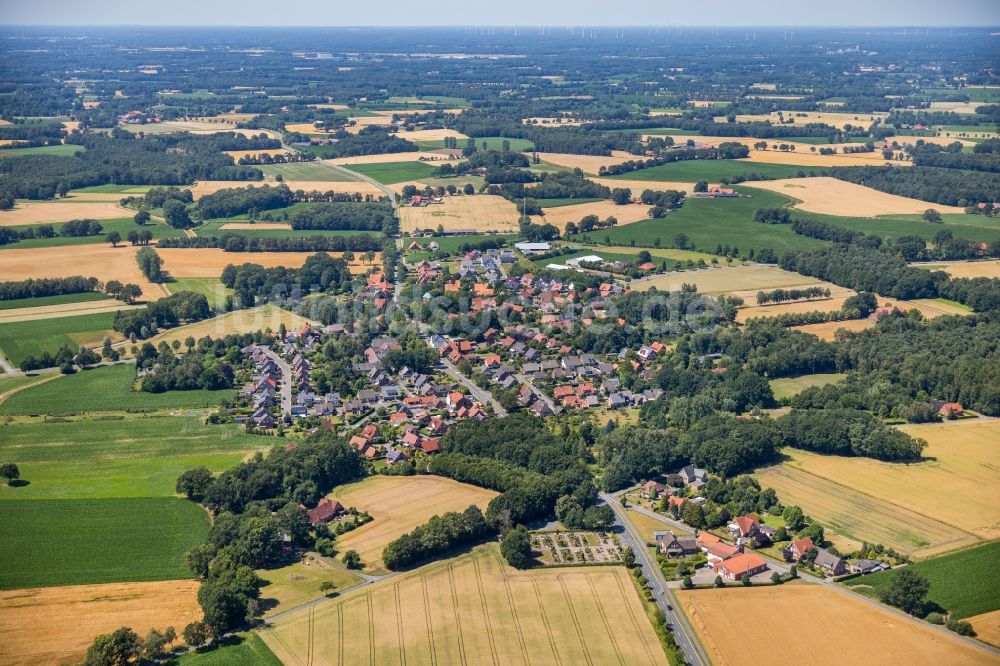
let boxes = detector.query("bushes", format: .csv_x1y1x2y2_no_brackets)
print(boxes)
136,247,165,282
382,505,490,570
500,525,534,569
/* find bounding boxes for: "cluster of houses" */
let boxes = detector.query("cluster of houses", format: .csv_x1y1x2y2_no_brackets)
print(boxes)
117,109,162,125
240,345,283,429
655,530,770,582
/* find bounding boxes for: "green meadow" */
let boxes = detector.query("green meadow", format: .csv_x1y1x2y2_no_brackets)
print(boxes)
604,159,826,182
166,278,233,312
343,160,438,184
0,497,210,588
0,218,183,250
0,143,85,157
256,161,356,181
0,363,235,415
0,311,119,366
177,634,283,666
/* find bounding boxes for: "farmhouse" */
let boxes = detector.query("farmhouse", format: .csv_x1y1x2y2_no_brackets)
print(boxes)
306,498,346,526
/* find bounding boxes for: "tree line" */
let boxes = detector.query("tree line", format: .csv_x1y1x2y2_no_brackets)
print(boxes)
829,165,1000,206
113,291,211,339
0,276,100,300
156,233,384,253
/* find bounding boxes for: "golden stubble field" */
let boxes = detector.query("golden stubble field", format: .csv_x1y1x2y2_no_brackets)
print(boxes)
398,195,521,234
327,151,455,166
262,544,667,666
792,318,874,341
145,304,316,349
635,264,822,295
756,420,1000,557
0,245,167,298
222,148,293,161
731,110,885,130
532,199,652,230
921,259,1000,279
0,201,130,226
330,476,498,572
744,177,966,216
0,299,139,324
535,151,637,175
0,580,199,666
677,585,992,666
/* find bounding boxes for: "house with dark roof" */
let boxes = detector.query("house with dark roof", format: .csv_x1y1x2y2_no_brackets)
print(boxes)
655,531,699,557
814,549,847,576
307,498,345,525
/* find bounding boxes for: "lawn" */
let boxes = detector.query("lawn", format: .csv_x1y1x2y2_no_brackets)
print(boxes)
843,541,1000,619
262,543,668,666
0,310,119,366
0,218,184,250
769,373,846,400
0,497,209,588
256,161,355,181
580,188,826,255
0,291,108,311
257,558,362,617
178,634,282,666
0,416,268,499
0,143,85,157
604,159,825,182
343,160,438,184
0,363,235,415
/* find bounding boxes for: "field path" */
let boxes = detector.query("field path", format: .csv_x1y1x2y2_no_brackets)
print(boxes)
0,373,61,402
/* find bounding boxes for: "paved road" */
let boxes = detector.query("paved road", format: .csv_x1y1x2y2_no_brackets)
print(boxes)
325,162,398,209
439,357,508,417
514,373,557,412
601,492,709,666
257,346,292,416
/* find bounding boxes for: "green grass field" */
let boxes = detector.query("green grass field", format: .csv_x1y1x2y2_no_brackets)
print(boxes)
780,210,1000,246
0,497,209,588
166,278,233,312
0,363,235,415
843,541,1000,619
605,160,826,182
0,416,267,499
769,373,846,400
579,188,826,255
0,218,183,250
256,161,355,181
414,135,535,152
0,143,85,157
343,160,438,184
0,373,51,396
197,216,378,241
177,634,282,666
0,311,119,366
406,233,513,261
538,197,603,208
0,292,108,311
72,184,154,194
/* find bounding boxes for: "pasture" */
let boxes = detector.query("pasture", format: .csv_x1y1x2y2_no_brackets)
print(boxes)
341,160,439,185
0,310,119,366
329,475,498,572
769,373,846,400
146,304,316,349
0,143,84,157
743,177,966,216
0,497,209,588
0,363,235,415
0,291,108,311
803,210,1000,246
0,201,130,226
0,580,200,666
844,541,1000,620
0,244,166,298
635,264,822,296
581,189,825,255
257,558,362,618
677,585,990,666
179,634,282,666
256,160,355,181
604,160,823,183
756,420,1000,557
166,277,233,311
399,195,521,234
262,544,668,666
0,416,267,499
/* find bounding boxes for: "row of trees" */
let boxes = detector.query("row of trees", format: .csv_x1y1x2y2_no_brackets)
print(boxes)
755,286,831,305
830,165,1000,206
136,247,165,282
156,233,384,253
381,506,490,570
0,276,99,300
112,291,211,339
597,142,750,177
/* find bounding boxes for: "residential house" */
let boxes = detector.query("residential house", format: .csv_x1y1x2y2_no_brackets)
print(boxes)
716,552,768,581
783,537,814,562
655,531,699,557
814,549,847,576
306,498,345,526
640,480,668,499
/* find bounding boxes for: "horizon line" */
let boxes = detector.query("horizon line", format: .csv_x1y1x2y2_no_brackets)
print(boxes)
1,23,998,29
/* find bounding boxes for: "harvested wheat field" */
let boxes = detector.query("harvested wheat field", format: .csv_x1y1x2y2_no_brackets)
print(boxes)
0,579,199,666
921,259,1000,279
327,151,454,166
534,200,652,229
677,585,991,666
756,420,1000,557
0,245,166,297
636,264,822,295
124,119,236,134
744,177,966,216
792,318,874,340
929,101,987,115
744,148,899,167
157,248,378,276
330,476,498,572
967,609,1000,648
737,293,856,323
895,298,972,319
218,222,292,230
536,151,637,175
732,110,884,130
223,148,293,161
398,128,469,142
262,544,667,666
189,180,384,199
0,201,129,226
399,194,521,234
592,177,696,194
146,304,315,349
0,299,139,324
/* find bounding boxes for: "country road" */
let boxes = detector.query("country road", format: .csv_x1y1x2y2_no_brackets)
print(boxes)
257,346,292,417
439,357,508,417
601,492,709,666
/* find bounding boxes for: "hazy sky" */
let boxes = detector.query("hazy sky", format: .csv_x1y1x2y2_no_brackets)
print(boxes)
1,0,997,27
